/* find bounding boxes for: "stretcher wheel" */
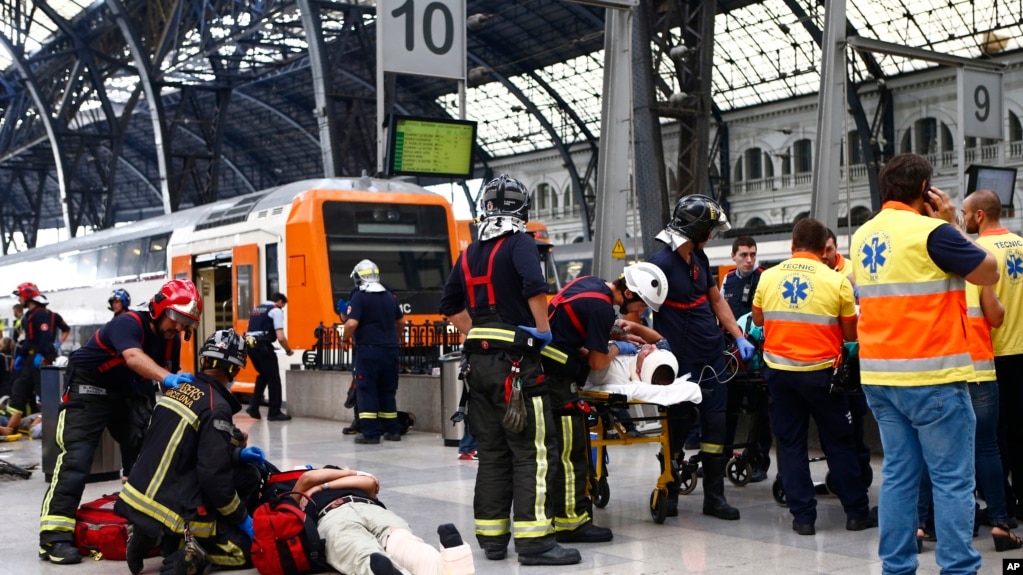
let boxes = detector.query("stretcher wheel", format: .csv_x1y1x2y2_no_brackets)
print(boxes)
650,488,668,524
772,477,788,507
593,476,610,509
678,464,698,495
726,457,752,486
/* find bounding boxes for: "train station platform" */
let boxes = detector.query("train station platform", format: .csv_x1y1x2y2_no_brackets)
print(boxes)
0,414,1012,575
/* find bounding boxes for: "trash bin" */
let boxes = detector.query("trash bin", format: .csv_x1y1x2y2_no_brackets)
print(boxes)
439,352,464,447
41,366,122,483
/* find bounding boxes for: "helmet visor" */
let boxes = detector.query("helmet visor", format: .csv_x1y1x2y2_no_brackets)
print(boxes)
165,308,199,329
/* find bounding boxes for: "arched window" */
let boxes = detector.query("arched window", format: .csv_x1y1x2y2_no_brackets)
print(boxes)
763,151,774,178
744,148,763,180
941,123,954,152
850,206,871,226
915,118,938,154
745,217,767,229
1010,111,1023,142
793,139,812,173
847,131,862,164
793,211,809,223
734,158,744,182
534,182,552,211
901,130,913,153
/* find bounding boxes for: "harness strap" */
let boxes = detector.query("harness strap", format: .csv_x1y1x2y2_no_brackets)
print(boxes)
95,312,145,373
662,295,708,310
462,236,507,315
548,278,611,339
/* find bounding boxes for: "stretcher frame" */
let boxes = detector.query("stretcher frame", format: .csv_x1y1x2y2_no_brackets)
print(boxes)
580,389,699,524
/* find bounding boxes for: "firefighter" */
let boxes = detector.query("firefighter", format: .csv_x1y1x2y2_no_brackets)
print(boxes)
244,292,293,421
2,283,70,436
341,261,404,444
117,329,265,575
541,262,668,543
109,288,132,317
439,174,580,566
647,194,755,521
38,279,201,565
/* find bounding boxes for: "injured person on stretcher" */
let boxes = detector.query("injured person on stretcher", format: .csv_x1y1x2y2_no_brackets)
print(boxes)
584,345,702,405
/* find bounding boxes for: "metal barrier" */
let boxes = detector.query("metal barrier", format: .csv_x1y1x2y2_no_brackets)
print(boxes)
305,320,463,374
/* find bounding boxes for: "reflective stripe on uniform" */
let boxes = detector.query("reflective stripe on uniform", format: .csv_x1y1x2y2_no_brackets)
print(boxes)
40,406,72,530
857,278,964,298
216,495,243,518
119,483,216,538
701,442,725,455
39,515,76,533
762,351,833,371
554,413,589,531
540,345,569,365
761,311,839,326
208,540,247,567
379,411,397,420
513,519,555,537
530,395,553,530
466,328,517,343
860,353,974,374
475,518,510,537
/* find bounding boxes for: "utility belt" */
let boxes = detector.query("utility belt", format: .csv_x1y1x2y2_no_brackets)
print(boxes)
65,365,129,397
463,322,543,356
245,332,276,348
317,495,384,520
540,345,589,407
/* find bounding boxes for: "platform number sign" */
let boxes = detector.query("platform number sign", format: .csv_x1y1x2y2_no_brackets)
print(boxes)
960,68,1003,140
378,0,466,80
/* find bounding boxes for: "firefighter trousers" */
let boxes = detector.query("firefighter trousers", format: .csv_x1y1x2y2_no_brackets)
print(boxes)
465,351,558,555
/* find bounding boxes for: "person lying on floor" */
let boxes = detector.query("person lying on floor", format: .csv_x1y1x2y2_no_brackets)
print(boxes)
585,344,702,405
292,467,475,575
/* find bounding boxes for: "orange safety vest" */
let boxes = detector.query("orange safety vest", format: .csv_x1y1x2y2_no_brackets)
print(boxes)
964,282,996,383
852,202,973,386
752,252,855,371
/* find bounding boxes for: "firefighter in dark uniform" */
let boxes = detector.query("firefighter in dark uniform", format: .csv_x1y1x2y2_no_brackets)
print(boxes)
118,329,266,575
439,174,580,567
38,279,202,565
542,262,668,544
3,283,70,436
245,292,293,421
341,260,404,444
647,195,756,521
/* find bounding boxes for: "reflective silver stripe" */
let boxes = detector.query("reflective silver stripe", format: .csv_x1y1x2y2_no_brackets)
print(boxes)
860,353,973,373
973,359,995,373
858,278,964,298
966,307,983,318
514,521,555,535
761,311,839,326
763,351,834,369
78,384,107,396
466,328,516,343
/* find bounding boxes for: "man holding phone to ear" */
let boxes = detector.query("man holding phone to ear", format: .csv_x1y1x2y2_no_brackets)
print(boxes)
852,153,997,575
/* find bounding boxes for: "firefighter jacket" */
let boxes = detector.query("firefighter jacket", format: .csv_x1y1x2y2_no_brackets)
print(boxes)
852,202,973,386
116,372,248,538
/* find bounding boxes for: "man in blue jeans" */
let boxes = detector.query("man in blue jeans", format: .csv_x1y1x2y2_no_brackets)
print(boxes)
852,153,997,574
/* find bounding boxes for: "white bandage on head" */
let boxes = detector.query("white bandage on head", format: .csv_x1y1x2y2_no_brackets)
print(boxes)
639,349,678,384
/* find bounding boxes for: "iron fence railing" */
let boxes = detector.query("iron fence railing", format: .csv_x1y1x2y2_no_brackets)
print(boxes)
304,320,463,374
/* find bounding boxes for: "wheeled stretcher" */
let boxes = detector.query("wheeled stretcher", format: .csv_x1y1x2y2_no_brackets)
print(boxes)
579,389,699,524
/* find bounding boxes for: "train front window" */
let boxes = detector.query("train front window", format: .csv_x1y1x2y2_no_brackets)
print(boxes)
322,201,453,318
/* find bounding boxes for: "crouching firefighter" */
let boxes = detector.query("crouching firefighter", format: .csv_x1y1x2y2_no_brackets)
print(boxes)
439,174,581,567
39,279,202,565
116,329,267,575
541,263,668,543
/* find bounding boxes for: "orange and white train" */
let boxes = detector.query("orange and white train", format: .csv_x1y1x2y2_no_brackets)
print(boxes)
0,177,460,398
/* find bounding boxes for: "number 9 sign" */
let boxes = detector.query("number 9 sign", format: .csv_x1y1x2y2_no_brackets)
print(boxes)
960,68,1003,140
378,0,466,80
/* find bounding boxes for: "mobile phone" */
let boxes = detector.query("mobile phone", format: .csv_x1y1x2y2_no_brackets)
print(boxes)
923,180,937,209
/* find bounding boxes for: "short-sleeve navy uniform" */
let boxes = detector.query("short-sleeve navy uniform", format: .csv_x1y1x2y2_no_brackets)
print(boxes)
440,232,547,325
548,277,615,355
348,288,404,439
70,310,180,390
648,246,725,364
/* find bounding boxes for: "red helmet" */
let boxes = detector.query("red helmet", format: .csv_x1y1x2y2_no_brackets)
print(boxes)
12,282,41,302
149,279,202,328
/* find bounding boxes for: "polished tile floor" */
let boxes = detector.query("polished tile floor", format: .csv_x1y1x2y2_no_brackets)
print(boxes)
1,415,1016,575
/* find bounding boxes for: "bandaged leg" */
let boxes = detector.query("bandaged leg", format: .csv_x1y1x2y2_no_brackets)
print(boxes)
385,528,443,575
439,544,474,575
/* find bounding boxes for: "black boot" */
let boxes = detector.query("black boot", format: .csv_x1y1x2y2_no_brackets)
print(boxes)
702,454,740,520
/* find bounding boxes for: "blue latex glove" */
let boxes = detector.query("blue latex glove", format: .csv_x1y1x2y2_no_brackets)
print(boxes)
654,339,671,352
13,356,22,371
853,285,861,302
843,341,860,356
239,446,266,466
517,326,552,349
335,298,349,315
238,516,254,539
54,340,62,351
162,372,194,390
614,341,639,355
33,354,43,368
735,336,756,362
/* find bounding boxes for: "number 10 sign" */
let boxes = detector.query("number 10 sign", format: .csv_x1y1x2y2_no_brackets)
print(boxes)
378,0,466,80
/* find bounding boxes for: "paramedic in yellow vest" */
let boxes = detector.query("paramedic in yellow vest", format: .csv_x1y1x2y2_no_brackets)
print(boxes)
752,217,874,536
852,153,997,574
965,188,1023,541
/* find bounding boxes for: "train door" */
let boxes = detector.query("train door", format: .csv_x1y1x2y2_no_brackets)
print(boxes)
191,251,236,371
231,244,261,396
171,255,198,371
